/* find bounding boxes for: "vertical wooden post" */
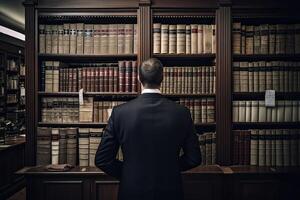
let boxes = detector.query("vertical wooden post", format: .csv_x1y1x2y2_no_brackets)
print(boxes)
216,5,232,165
138,0,152,64
23,0,37,166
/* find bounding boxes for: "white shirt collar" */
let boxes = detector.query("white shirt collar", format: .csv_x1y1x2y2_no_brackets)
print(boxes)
141,89,161,94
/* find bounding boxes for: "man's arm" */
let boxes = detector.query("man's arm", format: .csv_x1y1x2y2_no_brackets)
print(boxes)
95,108,123,180
179,109,202,171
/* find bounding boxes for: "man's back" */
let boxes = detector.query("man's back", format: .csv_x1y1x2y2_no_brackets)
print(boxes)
95,93,201,200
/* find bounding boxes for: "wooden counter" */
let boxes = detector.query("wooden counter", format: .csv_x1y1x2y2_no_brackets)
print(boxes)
18,165,300,200
0,136,26,200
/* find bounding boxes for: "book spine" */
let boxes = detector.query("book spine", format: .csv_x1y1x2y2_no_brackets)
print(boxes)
45,25,52,54
177,24,186,54
83,24,94,55
186,25,191,54
58,25,64,54
39,24,46,53
69,24,77,54
118,61,125,92
117,24,125,54
191,24,198,54
233,22,241,54
124,24,133,54
169,25,177,54
76,23,84,54
153,23,161,54
197,25,203,54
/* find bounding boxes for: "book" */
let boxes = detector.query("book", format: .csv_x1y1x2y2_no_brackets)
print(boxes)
169,25,177,54
59,128,67,164
58,25,64,54
153,23,161,54
36,127,51,165
197,25,203,53
124,24,133,54
66,128,78,166
76,23,84,54
79,128,90,166
233,22,241,54
83,24,94,55
63,24,70,54
51,128,60,164
177,24,186,54
39,24,46,53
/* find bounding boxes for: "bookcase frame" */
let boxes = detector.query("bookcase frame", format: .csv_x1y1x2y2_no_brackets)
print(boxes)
23,0,300,168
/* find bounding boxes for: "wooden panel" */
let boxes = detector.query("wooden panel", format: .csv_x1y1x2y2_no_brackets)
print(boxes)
183,180,221,200
216,6,232,165
43,181,84,200
24,1,37,166
151,0,217,8
95,181,119,200
36,0,139,8
234,179,280,200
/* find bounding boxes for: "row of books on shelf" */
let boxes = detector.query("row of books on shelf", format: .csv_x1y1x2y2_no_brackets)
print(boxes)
161,66,216,94
198,132,216,165
7,94,17,104
7,76,18,90
42,60,138,93
233,129,300,166
232,100,300,122
232,23,300,55
40,97,216,124
37,127,107,166
7,59,18,71
178,98,215,123
233,61,300,92
39,24,138,55
37,127,216,167
153,24,216,54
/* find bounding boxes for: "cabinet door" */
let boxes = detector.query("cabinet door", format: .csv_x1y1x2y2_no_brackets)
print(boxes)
233,176,280,200
94,181,119,200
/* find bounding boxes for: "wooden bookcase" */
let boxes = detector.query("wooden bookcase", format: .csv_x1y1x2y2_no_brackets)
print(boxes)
0,33,26,136
21,0,300,200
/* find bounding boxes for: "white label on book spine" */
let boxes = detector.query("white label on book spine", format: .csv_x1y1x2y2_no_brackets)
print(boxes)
79,88,84,105
21,88,25,96
265,90,275,107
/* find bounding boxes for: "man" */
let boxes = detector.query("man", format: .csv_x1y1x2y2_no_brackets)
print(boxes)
95,58,201,200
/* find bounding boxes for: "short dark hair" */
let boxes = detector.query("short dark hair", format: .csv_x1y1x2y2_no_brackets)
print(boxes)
139,58,163,88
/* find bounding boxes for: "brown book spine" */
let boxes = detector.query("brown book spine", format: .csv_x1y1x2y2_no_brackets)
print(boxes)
108,66,114,92
59,68,63,92
94,66,99,92
90,66,95,92
68,68,73,92
125,61,132,92
132,61,137,93
113,67,119,92
86,67,91,92
118,61,125,92
233,131,239,165
82,67,87,91
244,130,251,165
73,68,78,92
78,68,82,90
104,67,109,92
99,67,104,92
239,131,245,164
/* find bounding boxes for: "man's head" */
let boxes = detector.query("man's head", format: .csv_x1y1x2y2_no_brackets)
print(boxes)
139,58,163,89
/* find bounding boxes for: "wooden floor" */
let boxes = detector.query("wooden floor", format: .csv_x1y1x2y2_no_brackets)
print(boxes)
7,188,25,200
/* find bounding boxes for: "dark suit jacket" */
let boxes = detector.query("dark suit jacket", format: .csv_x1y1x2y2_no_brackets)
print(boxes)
95,93,201,200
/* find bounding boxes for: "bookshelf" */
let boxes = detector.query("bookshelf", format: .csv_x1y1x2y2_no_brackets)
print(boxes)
0,34,26,138
231,10,300,168
22,1,300,200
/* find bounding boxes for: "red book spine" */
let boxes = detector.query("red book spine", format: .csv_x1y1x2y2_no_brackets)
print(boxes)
104,66,109,92
125,61,132,92
99,67,104,92
78,68,82,90
132,61,137,93
87,67,91,92
90,66,95,92
108,66,114,92
82,67,86,91
94,66,99,92
113,66,119,92
118,61,125,92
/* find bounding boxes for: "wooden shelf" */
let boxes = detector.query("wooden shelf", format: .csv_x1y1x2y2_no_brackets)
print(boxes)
164,93,215,97
232,92,300,100
38,53,137,62
38,122,107,128
233,54,300,61
38,91,139,98
232,122,300,129
154,54,215,59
